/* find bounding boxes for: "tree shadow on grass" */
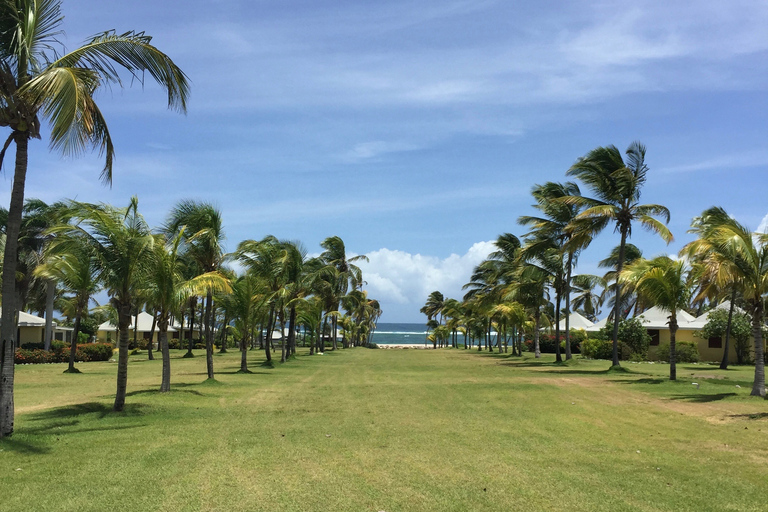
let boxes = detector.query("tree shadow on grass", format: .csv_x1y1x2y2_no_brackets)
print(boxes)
729,412,768,420
614,377,667,385
668,393,738,403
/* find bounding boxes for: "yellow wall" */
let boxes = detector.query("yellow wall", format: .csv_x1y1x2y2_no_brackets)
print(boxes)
646,328,762,362
18,326,43,345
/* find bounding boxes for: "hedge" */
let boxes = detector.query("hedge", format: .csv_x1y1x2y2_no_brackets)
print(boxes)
15,343,114,364
654,341,699,363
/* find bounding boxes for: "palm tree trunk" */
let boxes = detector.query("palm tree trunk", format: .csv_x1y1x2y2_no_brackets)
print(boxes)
720,288,737,370
148,310,157,361
332,315,338,350
185,301,195,357
204,290,214,379
750,301,765,397
67,311,83,373
240,336,248,372
534,309,541,358
219,314,228,353
114,302,133,411
611,230,629,367
160,318,171,392
264,304,274,362
554,290,562,363
287,306,297,358
132,308,139,349
564,253,573,360
669,314,677,381
44,280,55,351
0,133,30,438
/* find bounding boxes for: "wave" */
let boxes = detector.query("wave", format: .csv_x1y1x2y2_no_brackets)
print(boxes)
374,331,427,335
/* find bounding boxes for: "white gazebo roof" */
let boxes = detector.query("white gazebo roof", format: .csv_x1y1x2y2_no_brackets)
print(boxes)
634,306,696,330
555,312,594,331
0,310,53,328
98,311,176,332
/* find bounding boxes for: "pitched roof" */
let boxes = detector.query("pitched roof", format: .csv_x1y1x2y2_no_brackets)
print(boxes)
98,311,177,332
0,310,53,328
554,312,594,331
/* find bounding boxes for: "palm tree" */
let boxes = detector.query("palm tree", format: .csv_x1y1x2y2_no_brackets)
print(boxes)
319,236,368,350
520,182,591,360
621,256,689,380
570,274,604,322
146,229,230,391
51,198,155,411
34,241,100,373
687,215,768,396
681,207,744,370
165,201,225,379
0,0,188,437
566,142,673,367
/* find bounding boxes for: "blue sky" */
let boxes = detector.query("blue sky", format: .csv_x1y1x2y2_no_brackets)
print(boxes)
3,0,768,322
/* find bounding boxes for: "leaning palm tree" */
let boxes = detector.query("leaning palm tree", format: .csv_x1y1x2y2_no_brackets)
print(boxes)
51,198,155,411
621,256,689,381
0,0,188,437
320,236,368,349
566,142,673,367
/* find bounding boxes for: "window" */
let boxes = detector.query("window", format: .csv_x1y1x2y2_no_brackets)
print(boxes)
172,331,180,339
143,331,152,340
54,332,63,341
648,329,660,346
708,336,722,348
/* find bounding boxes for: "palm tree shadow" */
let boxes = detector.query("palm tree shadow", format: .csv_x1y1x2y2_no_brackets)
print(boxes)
729,412,768,420
668,393,738,403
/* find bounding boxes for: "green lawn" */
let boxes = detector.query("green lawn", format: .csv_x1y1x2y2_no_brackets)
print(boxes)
1,348,767,511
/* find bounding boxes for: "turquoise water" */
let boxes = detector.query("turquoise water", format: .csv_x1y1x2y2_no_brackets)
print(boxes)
371,322,428,345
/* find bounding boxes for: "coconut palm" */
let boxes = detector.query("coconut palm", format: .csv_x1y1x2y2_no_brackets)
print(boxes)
50,198,155,411
621,256,689,380
146,229,230,391
686,215,768,396
566,142,673,367
33,241,100,373
681,207,745,370
0,0,188,437
165,201,225,379
520,182,591,360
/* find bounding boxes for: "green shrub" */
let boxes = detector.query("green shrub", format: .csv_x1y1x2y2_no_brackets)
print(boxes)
655,341,699,363
581,337,631,360
77,343,114,362
598,319,650,358
168,338,181,350
524,330,583,354
20,342,45,350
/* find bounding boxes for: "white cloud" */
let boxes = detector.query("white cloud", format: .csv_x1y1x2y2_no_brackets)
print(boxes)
357,241,496,321
758,213,768,234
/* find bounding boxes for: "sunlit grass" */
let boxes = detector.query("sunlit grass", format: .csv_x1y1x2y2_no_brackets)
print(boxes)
1,348,766,511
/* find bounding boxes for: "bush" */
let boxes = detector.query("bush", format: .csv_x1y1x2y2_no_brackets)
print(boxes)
77,343,114,362
15,342,114,364
524,330,583,354
655,341,699,363
168,338,181,350
581,337,631,360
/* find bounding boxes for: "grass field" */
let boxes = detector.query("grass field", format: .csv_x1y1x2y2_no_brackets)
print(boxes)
1,347,767,511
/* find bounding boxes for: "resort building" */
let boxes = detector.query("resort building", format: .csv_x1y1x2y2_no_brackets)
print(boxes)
96,311,177,344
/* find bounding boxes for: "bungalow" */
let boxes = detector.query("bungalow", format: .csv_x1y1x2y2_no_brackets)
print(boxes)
96,311,176,344
586,303,761,362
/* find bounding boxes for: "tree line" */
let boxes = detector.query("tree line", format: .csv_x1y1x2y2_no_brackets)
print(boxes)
421,142,767,398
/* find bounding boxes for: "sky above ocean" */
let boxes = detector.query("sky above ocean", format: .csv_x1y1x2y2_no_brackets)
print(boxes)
3,0,768,322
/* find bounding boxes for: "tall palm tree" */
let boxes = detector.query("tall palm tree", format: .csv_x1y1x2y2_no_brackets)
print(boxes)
520,182,590,360
566,142,673,367
688,215,768,396
320,236,367,350
146,229,230,391
0,0,188,437
681,207,744,370
621,256,689,380
51,198,155,411
165,201,225,379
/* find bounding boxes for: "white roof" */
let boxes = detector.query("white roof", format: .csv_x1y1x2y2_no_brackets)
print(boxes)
555,312,594,331
585,316,609,332
98,311,177,332
0,310,53,328
634,306,696,329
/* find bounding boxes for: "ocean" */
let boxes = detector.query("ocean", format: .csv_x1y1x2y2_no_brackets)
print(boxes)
371,322,429,346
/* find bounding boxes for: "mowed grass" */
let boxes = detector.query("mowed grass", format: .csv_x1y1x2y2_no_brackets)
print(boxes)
1,348,767,511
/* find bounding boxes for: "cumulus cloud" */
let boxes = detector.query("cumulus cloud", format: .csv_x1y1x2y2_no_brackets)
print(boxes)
758,213,768,234
356,241,496,322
